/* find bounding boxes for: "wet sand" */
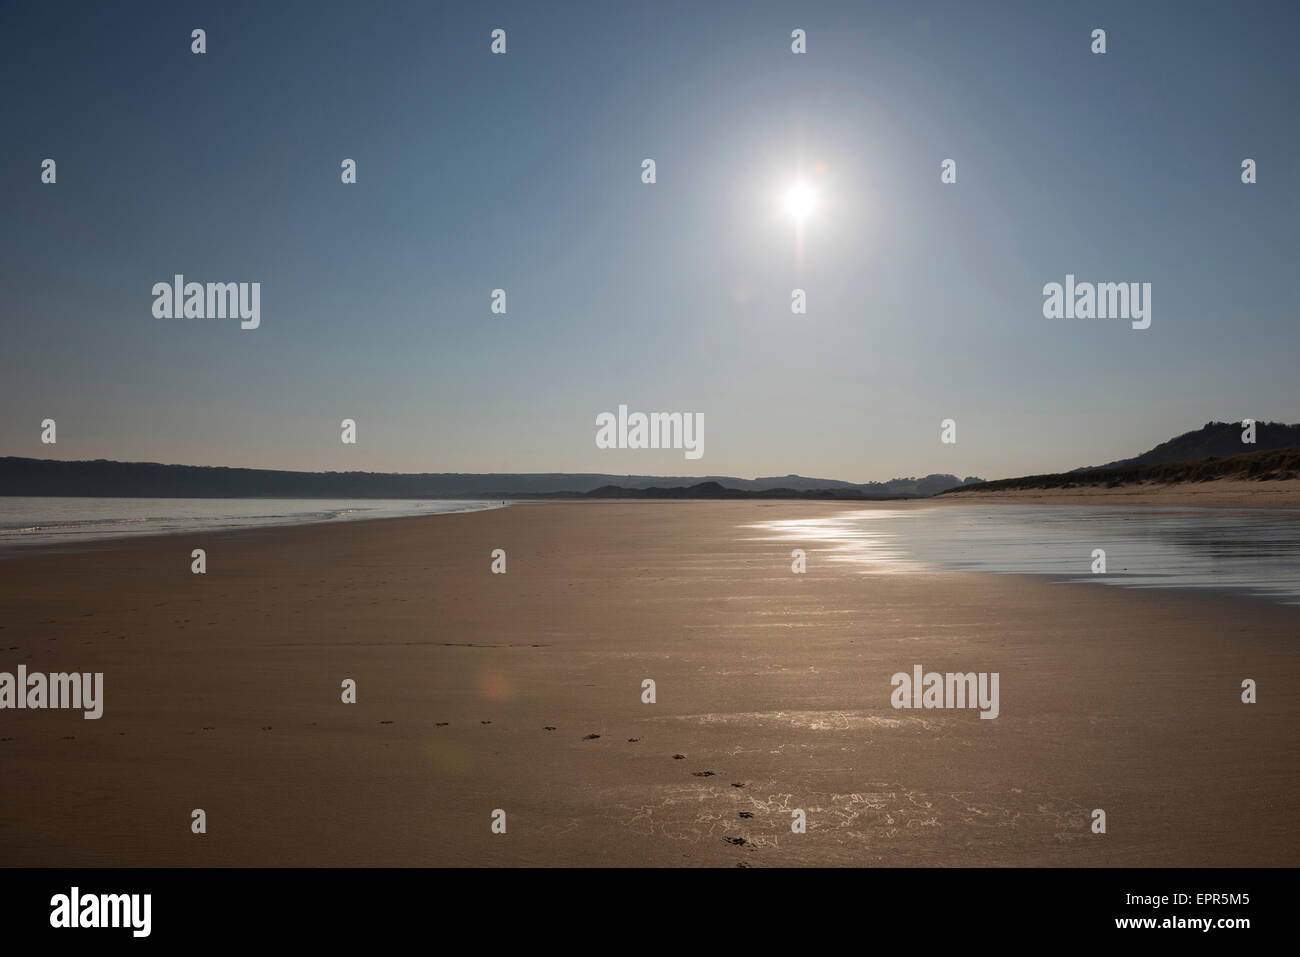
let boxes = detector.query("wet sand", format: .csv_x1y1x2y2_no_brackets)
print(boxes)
1,500,1297,866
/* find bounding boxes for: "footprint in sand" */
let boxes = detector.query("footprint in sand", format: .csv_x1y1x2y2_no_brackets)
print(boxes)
692,771,715,777
724,836,747,846
480,720,491,725
379,720,393,725
543,726,556,731
436,722,449,727
627,738,639,742
672,754,685,760
261,726,272,731
583,733,600,740
738,812,754,819
731,783,745,788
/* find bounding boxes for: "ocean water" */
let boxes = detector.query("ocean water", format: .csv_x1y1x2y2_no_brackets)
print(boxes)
747,504,1300,605
0,497,506,553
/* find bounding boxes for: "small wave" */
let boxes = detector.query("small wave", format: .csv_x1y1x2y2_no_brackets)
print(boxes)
0,499,508,552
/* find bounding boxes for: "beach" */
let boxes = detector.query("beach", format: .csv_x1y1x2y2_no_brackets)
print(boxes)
1,499,1297,867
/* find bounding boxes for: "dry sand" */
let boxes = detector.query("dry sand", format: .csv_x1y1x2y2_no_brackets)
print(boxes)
1,500,1297,867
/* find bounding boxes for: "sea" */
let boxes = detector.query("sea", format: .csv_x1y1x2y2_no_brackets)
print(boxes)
0,497,506,554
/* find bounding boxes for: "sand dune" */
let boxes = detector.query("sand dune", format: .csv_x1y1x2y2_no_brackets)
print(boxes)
942,478,1300,509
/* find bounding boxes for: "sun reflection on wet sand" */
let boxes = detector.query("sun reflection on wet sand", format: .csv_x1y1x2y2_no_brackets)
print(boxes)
742,511,930,573
744,505,1300,604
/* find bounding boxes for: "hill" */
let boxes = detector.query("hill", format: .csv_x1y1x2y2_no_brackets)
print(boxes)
1080,421,1300,471
0,457,984,499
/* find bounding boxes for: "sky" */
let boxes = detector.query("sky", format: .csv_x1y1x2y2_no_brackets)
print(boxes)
1,0,1297,483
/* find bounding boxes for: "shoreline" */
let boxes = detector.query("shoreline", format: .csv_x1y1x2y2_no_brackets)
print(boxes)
0,498,510,558
3,480,1300,559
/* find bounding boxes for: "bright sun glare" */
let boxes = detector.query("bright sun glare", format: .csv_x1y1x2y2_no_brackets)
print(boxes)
783,182,816,221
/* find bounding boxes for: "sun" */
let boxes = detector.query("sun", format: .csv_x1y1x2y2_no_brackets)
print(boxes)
783,181,817,222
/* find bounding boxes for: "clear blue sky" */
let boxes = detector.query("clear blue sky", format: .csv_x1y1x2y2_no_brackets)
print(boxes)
2,0,1296,481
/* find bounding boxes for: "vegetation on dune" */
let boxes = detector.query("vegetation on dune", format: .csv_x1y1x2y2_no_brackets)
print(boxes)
945,446,1300,494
